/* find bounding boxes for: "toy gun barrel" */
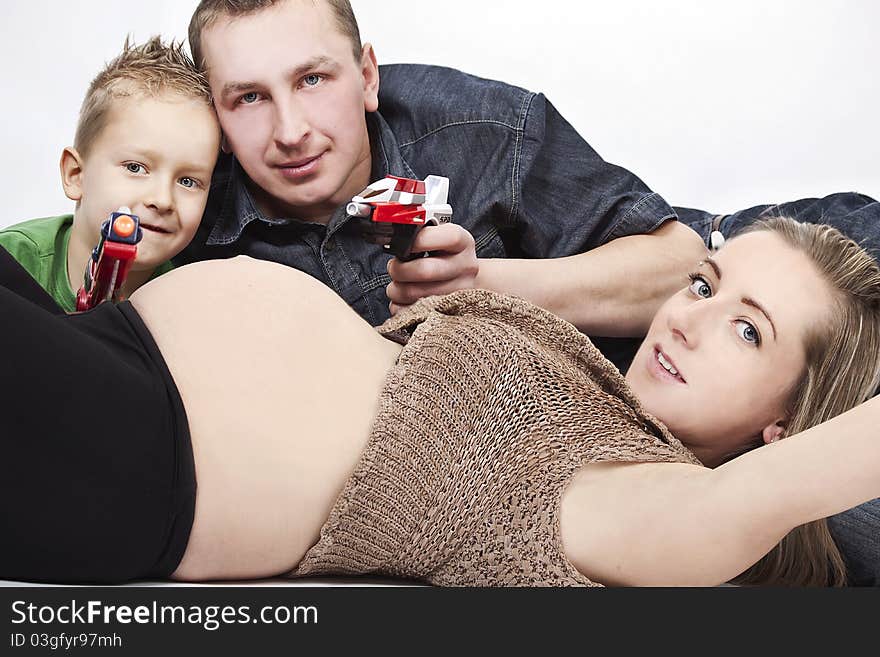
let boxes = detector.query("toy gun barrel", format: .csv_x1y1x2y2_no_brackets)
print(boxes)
346,201,373,218
75,208,142,312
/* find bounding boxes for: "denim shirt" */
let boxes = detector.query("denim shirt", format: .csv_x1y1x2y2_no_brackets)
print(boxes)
676,191,880,261
177,63,677,326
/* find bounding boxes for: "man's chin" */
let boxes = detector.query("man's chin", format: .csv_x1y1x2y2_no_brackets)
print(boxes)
264,186,340,219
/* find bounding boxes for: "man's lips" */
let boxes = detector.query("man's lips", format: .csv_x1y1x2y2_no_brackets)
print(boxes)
650,345,687,384
274,153,324,179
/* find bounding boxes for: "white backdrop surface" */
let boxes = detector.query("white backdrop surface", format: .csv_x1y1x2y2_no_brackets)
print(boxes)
1,0,877,227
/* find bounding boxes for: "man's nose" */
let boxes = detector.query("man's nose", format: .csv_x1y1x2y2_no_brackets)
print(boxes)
272,97,311,148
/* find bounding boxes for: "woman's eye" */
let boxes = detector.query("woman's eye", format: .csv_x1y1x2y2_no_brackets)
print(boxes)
688,275,712,299
735,320,761,346
303,74,322,87
125,162,146,174
240,92,259,104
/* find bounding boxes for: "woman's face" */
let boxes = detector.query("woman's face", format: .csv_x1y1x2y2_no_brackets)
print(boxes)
625,230,834,466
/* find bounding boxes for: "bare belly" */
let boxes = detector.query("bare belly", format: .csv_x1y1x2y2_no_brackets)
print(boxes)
128,256,402,580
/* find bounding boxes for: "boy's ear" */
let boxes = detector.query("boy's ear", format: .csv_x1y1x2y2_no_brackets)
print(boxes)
360,42,379,113
60,147,85,202
761,420,787,445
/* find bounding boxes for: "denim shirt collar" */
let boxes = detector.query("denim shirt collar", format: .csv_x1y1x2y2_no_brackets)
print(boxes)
206,159,269,246
205,111,415,246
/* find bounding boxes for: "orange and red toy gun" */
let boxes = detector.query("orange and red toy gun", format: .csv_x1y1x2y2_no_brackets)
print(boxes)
75,207,142,311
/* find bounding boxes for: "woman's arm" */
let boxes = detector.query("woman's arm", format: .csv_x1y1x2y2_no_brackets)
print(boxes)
560,395,880,586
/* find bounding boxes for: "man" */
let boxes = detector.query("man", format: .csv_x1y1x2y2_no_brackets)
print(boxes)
178,0,706,342
180,0,879,585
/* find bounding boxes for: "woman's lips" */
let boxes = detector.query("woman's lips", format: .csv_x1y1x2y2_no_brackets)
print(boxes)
649,346,687,384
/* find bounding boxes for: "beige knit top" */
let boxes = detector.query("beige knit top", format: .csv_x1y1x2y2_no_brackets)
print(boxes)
290,289,702,586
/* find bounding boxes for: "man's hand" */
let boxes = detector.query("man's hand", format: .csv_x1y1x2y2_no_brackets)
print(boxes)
386,223,479,314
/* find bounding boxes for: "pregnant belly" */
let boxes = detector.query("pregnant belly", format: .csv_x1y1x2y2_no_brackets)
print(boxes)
129,256,401,580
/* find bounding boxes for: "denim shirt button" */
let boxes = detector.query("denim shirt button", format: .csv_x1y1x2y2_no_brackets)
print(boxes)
324,238,336,252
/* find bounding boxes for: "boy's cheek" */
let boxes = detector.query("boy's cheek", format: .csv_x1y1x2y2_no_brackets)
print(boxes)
179,198,209,235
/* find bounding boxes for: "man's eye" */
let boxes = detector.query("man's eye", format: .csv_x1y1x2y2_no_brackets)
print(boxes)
687,274,712,299
303,74,322,87
125,162,146,174
239,92,259,104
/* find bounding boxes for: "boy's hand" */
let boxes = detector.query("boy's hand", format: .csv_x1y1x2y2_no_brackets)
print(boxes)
386,223,479,314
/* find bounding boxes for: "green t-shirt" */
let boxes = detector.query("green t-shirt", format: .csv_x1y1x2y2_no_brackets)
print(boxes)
0,214,173,312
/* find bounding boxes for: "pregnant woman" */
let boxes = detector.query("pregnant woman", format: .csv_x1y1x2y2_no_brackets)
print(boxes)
2,217,879,586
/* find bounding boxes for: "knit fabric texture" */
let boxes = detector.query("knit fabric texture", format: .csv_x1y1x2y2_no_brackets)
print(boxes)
290,289,702,586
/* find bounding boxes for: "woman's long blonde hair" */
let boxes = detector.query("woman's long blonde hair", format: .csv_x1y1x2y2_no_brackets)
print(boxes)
731,216,880,586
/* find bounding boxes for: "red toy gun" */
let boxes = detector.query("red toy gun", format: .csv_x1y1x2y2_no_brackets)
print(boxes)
348,175,453,261
75,207,142,311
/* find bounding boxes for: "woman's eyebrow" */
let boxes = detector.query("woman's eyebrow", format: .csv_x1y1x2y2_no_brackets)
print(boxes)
701,257,777,340
702,257,722,279
742,297,777,341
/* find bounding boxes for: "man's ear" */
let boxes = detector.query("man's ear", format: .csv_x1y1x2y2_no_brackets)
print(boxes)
360,42,379,112
59,147,85,202
220,132,232,154
761,420,787,445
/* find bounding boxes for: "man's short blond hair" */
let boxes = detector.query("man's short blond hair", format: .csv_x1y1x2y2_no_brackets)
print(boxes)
74,36,212,158
188,0,362,71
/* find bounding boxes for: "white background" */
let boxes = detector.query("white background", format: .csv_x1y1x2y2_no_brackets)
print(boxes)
1,0,877,228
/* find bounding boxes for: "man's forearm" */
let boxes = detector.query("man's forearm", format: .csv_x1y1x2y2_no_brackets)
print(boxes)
474,220,708,336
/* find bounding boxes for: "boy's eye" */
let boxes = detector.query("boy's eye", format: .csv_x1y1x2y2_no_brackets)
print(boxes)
303,74,322,87
687,274,712,299
125,162,146,174
178,177,200,189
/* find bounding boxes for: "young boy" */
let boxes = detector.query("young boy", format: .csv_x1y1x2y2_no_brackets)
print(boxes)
0,37,220,311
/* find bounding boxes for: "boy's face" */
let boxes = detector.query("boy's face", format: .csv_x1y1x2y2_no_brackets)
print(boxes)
201,0,379,222
72,95,220,269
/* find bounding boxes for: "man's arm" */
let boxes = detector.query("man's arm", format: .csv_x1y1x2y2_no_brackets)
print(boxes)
387,219,707,336
475,219,707,336
385,90,707,334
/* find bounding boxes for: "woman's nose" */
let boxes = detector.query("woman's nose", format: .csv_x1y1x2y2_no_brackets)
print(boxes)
666,301,711,349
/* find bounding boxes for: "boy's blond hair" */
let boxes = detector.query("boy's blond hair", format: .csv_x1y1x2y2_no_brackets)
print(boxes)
74,36,212,158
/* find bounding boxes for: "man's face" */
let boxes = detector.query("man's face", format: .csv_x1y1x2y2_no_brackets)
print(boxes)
201,0,379,222
74,95,220,270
